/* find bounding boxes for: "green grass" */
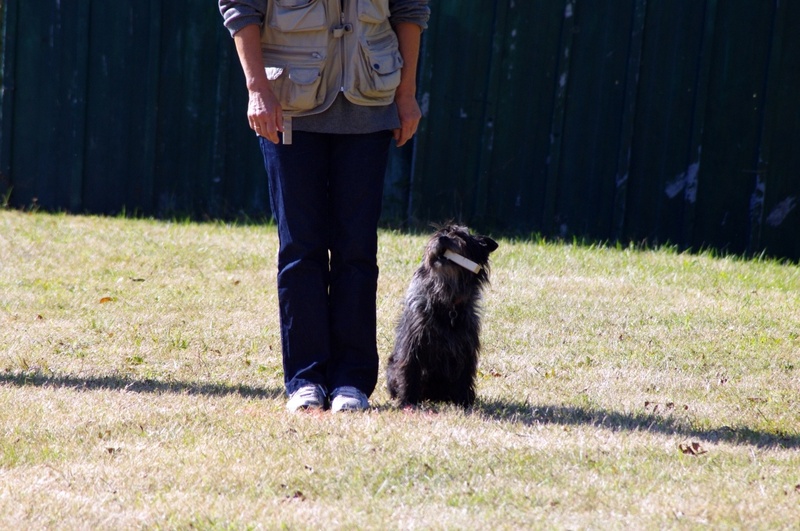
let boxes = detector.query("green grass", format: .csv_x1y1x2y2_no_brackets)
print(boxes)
1,210,799,529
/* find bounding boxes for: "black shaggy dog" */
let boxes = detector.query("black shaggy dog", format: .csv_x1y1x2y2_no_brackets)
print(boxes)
387,224,498,408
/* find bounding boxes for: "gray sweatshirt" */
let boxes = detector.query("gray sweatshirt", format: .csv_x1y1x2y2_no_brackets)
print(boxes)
219,0,430,134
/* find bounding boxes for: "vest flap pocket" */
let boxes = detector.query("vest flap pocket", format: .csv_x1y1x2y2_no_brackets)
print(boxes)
289,67,321,85
263,46,326,112
347,35,403,105
366,48,403,75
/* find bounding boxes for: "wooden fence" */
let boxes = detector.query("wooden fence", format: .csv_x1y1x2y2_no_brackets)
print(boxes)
1,1,798,259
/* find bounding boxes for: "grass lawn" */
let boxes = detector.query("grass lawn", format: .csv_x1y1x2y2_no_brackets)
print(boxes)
1,210,799,529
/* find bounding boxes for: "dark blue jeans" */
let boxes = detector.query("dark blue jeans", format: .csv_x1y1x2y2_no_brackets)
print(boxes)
260,130,391,397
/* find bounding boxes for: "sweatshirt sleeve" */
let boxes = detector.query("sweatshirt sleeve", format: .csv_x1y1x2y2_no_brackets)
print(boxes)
389,0,431,30
219,0,267,36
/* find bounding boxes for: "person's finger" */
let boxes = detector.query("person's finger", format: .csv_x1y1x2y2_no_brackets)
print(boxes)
252,115,282,144
395,120,419,147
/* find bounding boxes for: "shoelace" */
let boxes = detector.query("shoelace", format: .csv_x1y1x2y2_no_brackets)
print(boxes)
296,386,322,400
335,387,362,399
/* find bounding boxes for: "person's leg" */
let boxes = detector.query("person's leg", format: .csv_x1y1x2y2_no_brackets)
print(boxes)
326,130,392,397
261,132,332,397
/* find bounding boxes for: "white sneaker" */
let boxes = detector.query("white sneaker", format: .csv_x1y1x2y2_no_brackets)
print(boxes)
286,384,326,412
331,386,369,412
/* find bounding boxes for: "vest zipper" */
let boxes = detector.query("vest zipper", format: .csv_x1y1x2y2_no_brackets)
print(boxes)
340,0,346,92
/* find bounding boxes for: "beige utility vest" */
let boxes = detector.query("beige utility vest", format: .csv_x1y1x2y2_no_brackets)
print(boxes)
261,0,404,116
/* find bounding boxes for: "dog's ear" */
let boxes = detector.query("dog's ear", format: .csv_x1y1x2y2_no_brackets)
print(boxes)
479,236,499,253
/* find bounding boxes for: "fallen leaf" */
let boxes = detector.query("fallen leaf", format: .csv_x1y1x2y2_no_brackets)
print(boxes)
646,401,687,413
129,277,146,282
678,442,707,456
747,397,768,403
99,297,114,304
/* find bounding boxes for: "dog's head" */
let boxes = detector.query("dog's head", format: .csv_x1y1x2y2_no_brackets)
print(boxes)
423,224,498,283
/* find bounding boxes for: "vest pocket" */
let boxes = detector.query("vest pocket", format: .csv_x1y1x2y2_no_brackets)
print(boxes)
264,46,326,112
350,32,403,104
357,0,391,24
270,0,327,32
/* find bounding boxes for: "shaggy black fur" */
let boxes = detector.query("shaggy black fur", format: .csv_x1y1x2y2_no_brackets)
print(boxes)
386,224,498,408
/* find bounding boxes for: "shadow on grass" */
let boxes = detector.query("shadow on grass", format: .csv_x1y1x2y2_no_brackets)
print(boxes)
475,398,800,450
5,372,797,449
0,371,284,400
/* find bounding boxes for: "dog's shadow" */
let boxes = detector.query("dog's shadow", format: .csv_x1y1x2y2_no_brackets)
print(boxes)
474,397,800,450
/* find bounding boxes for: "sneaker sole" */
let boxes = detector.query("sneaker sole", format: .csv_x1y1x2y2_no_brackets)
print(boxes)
331,403,368,413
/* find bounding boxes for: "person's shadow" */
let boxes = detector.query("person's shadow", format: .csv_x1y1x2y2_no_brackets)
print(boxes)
0,371,284,401
474,397,800,449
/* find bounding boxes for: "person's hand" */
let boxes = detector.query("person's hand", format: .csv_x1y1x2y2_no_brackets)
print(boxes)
248,82,283,144
231,25,283,144
393,91,422,147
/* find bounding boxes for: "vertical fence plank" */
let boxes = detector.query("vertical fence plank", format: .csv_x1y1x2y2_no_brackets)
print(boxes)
0,0,17,200
6,1,91,211
612,0,647,241
624,0,707,247
543,0,576,236
679,0,716,250
758,0,800,259
473,0,508,225
748,0,792,259
692,0,774,254
409,0,498,225
554,0,636,240
484,0,566,233
209,14,232,219
82,2,158,214
140,0,162,215
66,1,91,213
748,0,781,255
154,3,222,217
